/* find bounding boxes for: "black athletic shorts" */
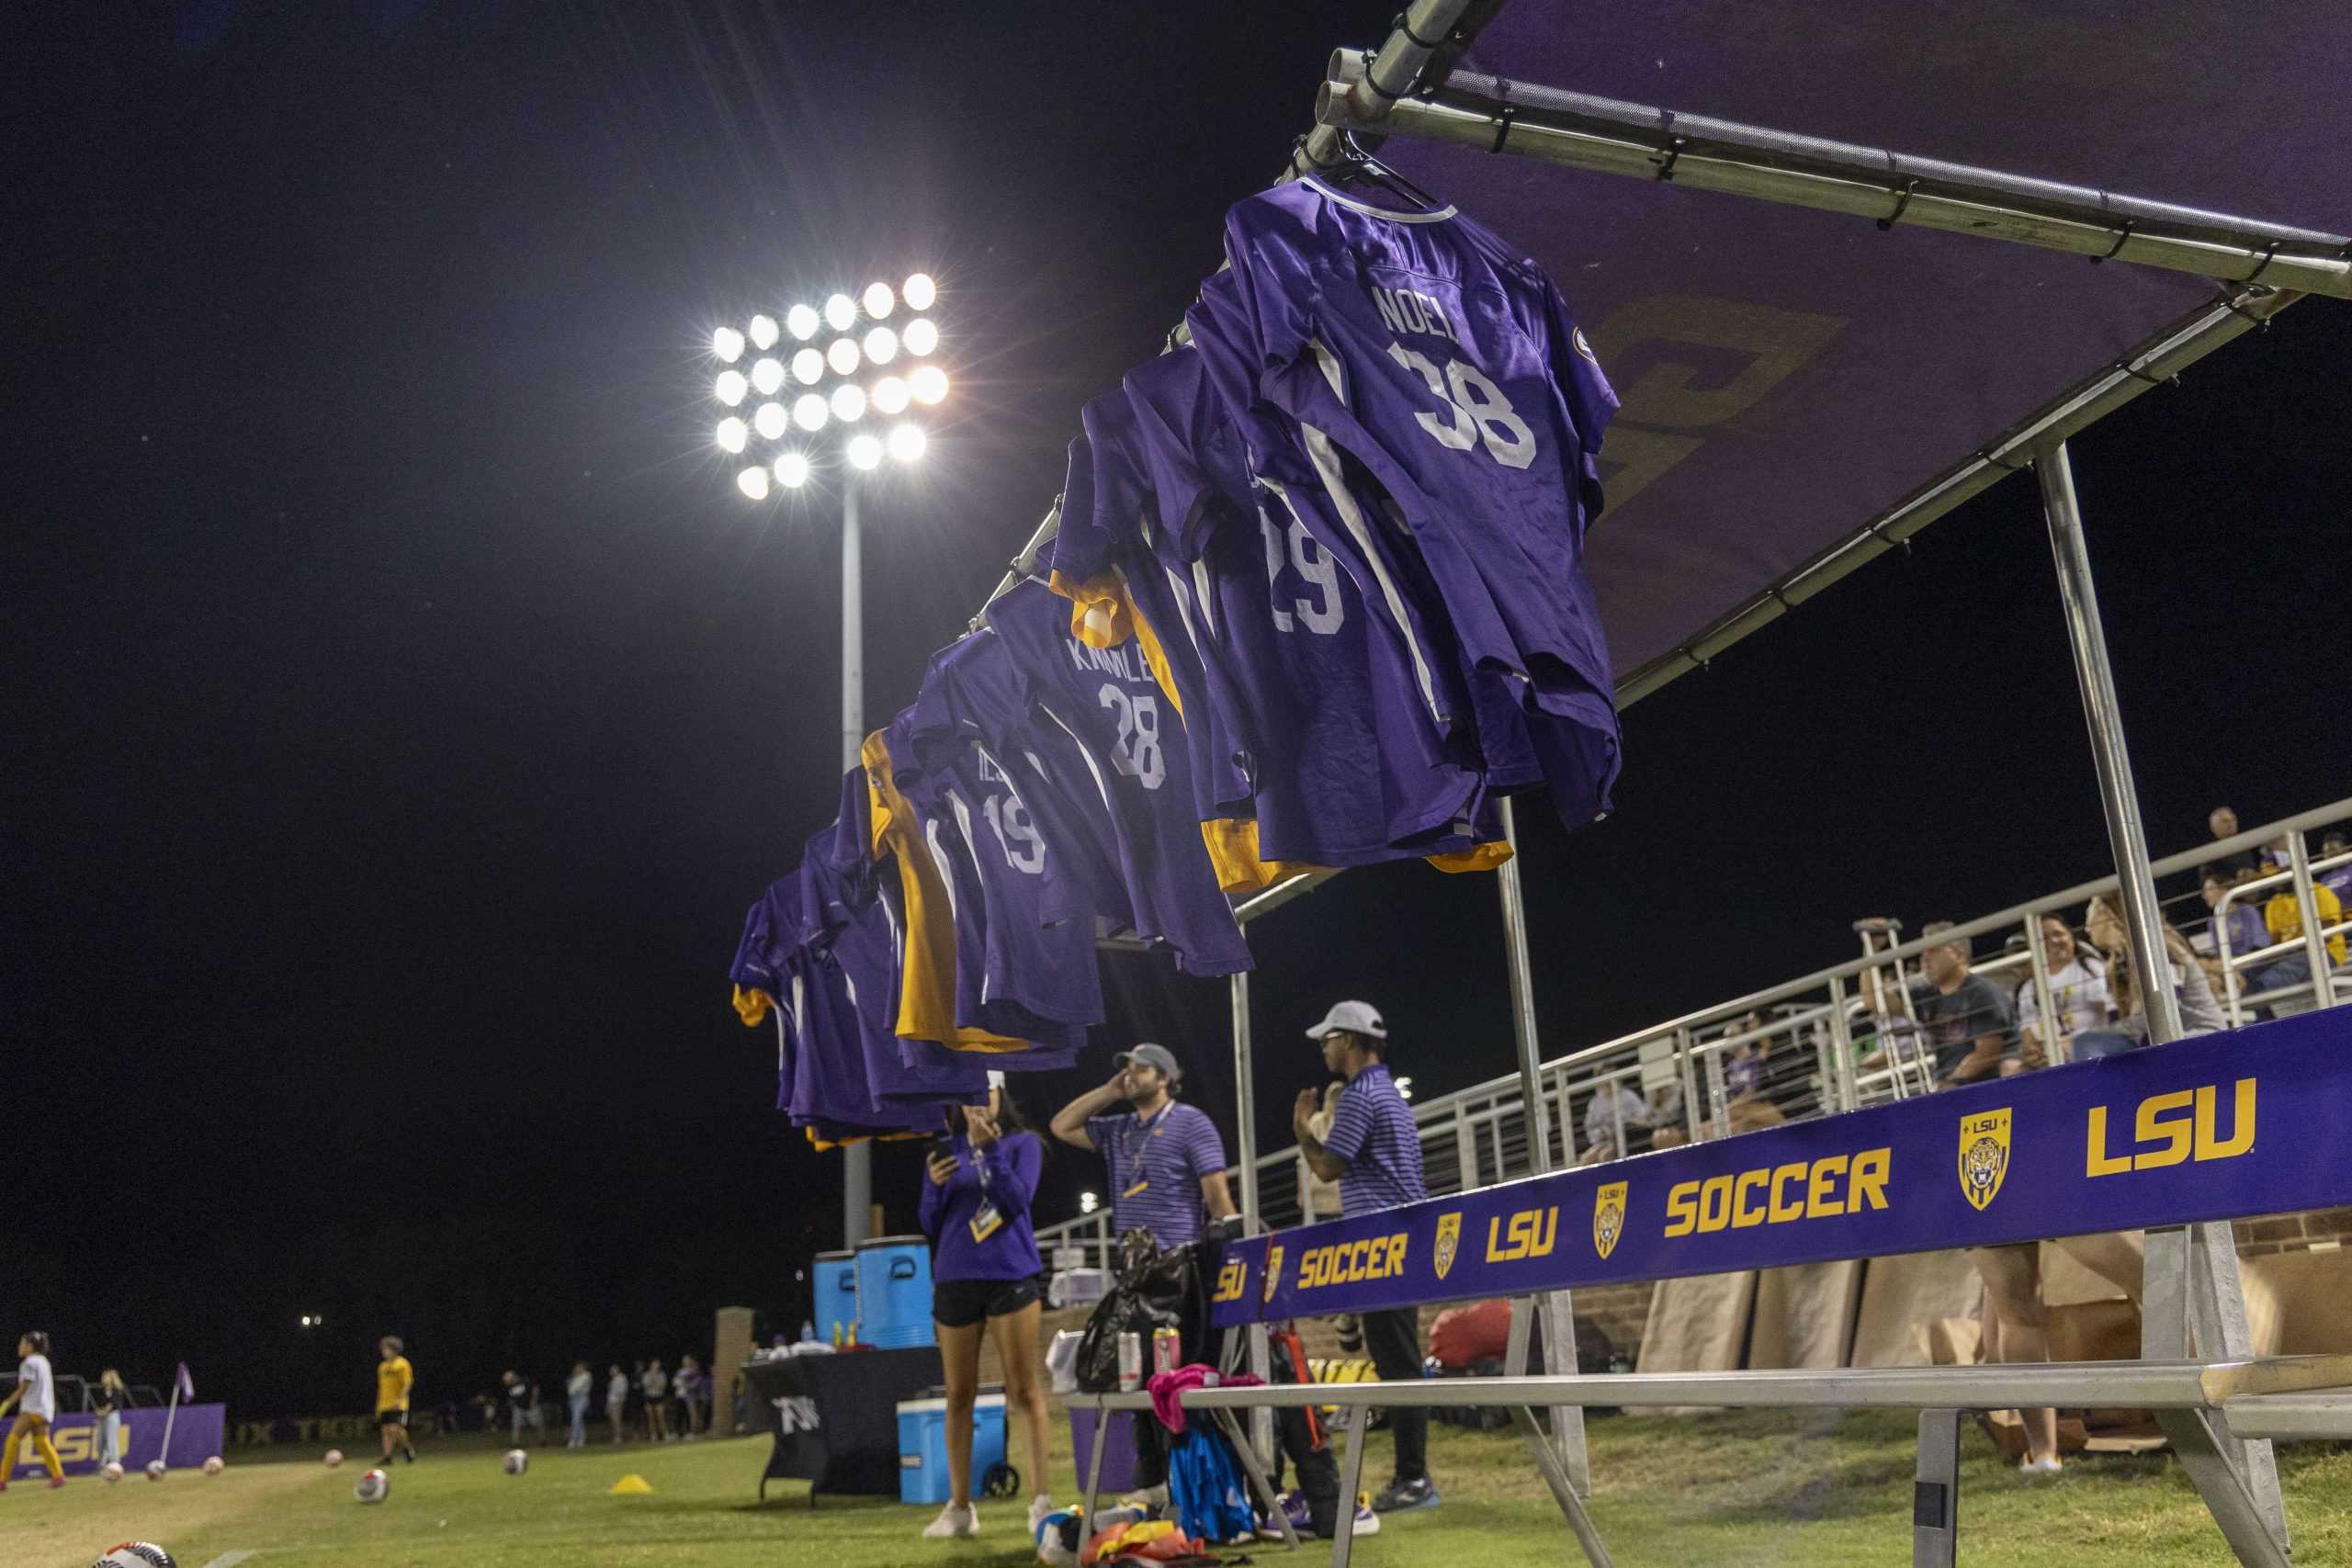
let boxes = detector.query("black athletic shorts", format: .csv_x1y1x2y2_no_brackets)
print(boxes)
933,1274,1040,1329
377,1408,410,1428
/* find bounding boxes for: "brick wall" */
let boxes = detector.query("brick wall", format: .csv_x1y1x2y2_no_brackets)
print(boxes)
2233,1206,2352,1258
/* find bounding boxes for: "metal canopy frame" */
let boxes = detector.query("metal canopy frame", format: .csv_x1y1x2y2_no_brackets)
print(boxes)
924,4,2332,1558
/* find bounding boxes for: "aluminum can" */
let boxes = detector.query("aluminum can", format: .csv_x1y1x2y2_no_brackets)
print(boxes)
1151,1325,1181,1375
1116,1331,1143,1392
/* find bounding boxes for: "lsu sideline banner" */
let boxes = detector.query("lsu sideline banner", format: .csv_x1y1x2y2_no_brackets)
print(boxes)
1211,1009,2352,1326
5,1404,226,1477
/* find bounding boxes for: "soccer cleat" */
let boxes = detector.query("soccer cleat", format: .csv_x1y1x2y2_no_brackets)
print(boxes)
1370,1476,1440,1513
922,1502,979,1539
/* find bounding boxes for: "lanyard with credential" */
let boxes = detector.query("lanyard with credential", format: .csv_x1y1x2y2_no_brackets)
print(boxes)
1122,1103,1172,1200
966,1137,1007,1245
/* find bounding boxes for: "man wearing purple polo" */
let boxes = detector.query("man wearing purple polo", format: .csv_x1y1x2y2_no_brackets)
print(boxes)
1292,1000,1437,1514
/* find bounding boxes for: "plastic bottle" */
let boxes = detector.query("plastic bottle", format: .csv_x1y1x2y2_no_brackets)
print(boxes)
800,1320,817,1344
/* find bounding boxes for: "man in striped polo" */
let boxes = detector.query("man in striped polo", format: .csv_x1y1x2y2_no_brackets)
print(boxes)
1292,999,1437,1513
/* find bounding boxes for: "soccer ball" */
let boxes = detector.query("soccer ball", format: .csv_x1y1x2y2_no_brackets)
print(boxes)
323,1449,345,1468
202,1457,225,1477
502,1449,528,1475
354,1468,390,1505
1035,1507,1081,1567
100,1462,124,1483
144,1461,166,1481
92,1545,177,1568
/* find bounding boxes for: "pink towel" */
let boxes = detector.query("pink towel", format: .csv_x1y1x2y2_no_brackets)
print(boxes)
1146,1365,1262,1434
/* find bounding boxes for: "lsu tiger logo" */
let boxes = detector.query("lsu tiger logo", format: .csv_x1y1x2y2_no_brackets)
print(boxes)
1432,1213,1463,1281
1261,1244,1285,1305
1592,1181,1627,1260
1958,1108,2011,1212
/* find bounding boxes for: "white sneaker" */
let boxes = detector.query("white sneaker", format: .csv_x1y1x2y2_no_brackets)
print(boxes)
922,1502,979,1540
2019,1454,2064,1476
1027,1495,1055,1537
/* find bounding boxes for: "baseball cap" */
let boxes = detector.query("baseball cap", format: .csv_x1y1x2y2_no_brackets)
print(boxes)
1305,1000,1386,1042
1114,1043,1182,1080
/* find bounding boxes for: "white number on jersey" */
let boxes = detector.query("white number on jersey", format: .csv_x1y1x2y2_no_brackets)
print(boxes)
1096,682,1166,790
981,790,1046,874
1385,340,1536,469
1258,506,1344,636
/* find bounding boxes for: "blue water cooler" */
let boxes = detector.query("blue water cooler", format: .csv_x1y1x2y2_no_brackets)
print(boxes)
854,1235,935,1348
813,1249,859,1344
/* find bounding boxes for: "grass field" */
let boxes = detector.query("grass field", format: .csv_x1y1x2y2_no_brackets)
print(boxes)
4,1413,2347,1568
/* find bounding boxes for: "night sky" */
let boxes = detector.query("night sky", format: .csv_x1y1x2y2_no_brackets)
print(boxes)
9,3,2343,1418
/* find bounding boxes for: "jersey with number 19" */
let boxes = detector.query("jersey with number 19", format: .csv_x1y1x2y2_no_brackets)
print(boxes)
1219,176,1622,828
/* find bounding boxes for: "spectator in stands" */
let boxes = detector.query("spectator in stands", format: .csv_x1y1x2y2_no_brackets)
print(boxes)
2200,870,2272,991
1293,1000,1438,1515
1856,920,2017,1085
2261,874,2345,998
2017,914,2109,1065
2078,896,2225,1051
2201,805,2257,882
605,1363,628,1444
1050,1043,1235,1509
2320,830,2352,907
565,1362,592,1449
1579,1078,1652,1162
1722,1012,1766,1102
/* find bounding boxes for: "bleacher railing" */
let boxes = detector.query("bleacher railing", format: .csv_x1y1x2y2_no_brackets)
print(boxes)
1035,800,2349,1275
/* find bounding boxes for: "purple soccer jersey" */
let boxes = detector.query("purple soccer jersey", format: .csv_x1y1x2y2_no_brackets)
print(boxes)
881,710,1092,1052
988,577,1250,976
904,637,1108,1038
1217,175,1623,827
743,875,929,1134
1134,314,1492,864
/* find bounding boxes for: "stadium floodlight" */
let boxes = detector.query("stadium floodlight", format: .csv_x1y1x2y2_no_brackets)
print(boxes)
1078,1190,1100,1215
699,270,955,1260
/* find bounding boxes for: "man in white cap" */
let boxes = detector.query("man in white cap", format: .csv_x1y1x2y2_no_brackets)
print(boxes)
1292,1000,1437,1513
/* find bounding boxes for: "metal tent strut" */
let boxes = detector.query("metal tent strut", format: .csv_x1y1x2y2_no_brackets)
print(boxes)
1316,53,2352,300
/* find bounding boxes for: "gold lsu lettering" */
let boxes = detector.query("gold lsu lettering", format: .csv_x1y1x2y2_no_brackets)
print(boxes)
1485,1205,1560,1262
1664,1148,1892,1237
1212,1259,1249,1304
1295,1233,1410,1292
2087,1077,2256,1177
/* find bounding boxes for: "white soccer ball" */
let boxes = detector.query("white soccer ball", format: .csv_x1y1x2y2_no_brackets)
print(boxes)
92,1545,177,1568
323,1449,345,1468
354,1467,390,1505
502,1448,528,1475
144,1460,166,1481
201,1456,224,1477
100,1461,125,1483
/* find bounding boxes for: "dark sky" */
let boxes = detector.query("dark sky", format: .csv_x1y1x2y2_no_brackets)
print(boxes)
8,3,2343,1416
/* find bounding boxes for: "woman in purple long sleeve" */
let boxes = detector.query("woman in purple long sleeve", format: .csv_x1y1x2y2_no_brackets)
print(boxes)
917,1082,1054,1543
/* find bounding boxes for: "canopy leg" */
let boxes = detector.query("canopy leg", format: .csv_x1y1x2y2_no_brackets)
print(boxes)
2035,440,2287,1562
1912,1408,1960,1568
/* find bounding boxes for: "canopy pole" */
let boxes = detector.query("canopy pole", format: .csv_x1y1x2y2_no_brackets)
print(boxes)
841,481,873,1247
1293,0,1482,176
1496,796,1590,1495
2035,441,2287,1562
1230,967,1273,1461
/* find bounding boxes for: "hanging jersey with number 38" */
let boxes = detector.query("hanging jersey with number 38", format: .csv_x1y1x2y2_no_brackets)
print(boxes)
1219,176,1623,829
